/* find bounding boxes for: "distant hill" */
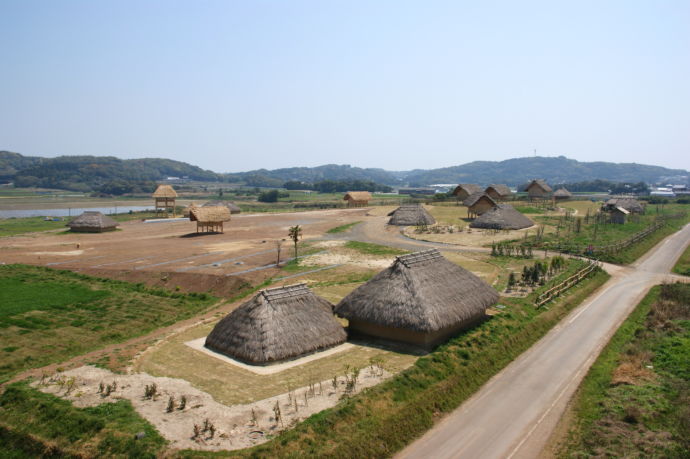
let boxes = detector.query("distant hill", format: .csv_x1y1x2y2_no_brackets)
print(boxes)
402,156,688,187
1,151,686,193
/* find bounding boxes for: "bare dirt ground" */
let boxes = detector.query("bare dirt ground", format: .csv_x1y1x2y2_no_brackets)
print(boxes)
36,364,393,452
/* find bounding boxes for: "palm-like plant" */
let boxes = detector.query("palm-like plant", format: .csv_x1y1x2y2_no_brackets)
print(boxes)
288,225,302,259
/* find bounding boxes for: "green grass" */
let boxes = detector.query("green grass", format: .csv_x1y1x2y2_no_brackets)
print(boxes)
176,265,610,458
673,243,690,276
344,240,408,256
513,206,543,214
559,283,690,457
326,221,362,234
0,265,217,382
0,382,166,458
0,217,68,237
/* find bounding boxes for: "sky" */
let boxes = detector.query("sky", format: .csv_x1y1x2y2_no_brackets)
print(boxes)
1,0,689,173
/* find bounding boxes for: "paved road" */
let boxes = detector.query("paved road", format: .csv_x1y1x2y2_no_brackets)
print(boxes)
398,223,690,459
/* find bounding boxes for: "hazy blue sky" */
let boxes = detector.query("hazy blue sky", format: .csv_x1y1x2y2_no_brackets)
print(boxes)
1,1,688,172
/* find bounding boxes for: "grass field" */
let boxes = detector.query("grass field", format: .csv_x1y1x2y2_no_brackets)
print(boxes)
0,382,166,458
175,264,609,457
0,217,68,237
344,241,408,256
0,265,217,383
326,221,362,234
673,243,690,276
557,283,690,457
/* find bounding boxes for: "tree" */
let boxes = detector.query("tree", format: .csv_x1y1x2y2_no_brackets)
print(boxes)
507,272,516,290
288,225,302,259
276,239,283,267
258,189,279,202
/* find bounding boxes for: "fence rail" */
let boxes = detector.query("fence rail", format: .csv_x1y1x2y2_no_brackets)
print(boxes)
535,261,600,308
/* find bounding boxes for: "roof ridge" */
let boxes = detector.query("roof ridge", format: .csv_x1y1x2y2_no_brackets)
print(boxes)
396,249,442,267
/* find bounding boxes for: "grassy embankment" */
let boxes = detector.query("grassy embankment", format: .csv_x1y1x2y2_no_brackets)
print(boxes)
173,259,608,458
673,243,690,276
0,265,217,384
557,283,690,457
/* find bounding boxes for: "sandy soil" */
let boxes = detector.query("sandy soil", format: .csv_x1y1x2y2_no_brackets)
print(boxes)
403,225,537,246
36,364,391,452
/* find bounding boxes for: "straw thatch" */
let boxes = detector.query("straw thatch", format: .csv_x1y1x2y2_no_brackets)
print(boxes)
203,200,241,214
604,197,645,214
524,179,553,197
485,184,511,200
335,249,499,348
553,188,572,199
152,185,178,198
452,184,483,200
343,191,372,207
463,192,497,218
610,206,629,224
388,205,436,226
190,206,231,233
182,203,197,218
469,204,534,230
205,283,346,364
68,211,119,233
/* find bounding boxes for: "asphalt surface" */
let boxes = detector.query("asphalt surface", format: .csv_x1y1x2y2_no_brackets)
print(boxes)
397,223,690,459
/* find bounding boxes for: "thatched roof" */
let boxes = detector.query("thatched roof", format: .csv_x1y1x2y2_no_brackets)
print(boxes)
605,197,644,213
182,203,197,218
553,188,572,197
485,184,511,197
388,205,436,226
205,283,346,364
189,206,231,223
68,211,119,231
452,184,483,196
153,184,178,198
612,206,630,215
463,191,496,207
524,179,553,193
335,249,499,333
343,191,372,201
203,201,241,214
469,204,534,230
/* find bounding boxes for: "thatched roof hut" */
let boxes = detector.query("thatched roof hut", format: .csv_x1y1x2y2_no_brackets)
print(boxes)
153,184,177,216
524,179,553,199
388,205,436,226
463,192,497,218
335,249,499,348
203,200,241,214
610,206,629,224
553,188,572,200
452,184,483,201
182,203,197,218
343,191,372,207
469,204,534,230
485,184,512,200
152,185,178,198
205,283,346,365
189,206,231,233
604,197,645,214
68,211,119,233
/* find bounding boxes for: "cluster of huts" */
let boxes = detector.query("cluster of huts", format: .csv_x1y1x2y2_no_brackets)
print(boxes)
205,249,499,364
448,182,539,230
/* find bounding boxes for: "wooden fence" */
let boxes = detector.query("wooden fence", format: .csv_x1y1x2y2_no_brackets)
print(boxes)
535,261,600,308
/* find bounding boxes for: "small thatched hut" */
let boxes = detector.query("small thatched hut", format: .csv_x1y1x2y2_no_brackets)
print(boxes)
485,184,512,201
553,188,572,201
335,249,499,349
524,179,553,200
604,197,645,214
203,200,241,214
153,185,178,216
463,192,497,218
452,184,483,201
343,191,372,207
205,283,346,365
388,205,436,226
189,206,231,233
68,211,119,233
182,203,197,218
469,204,534,230
610,206,629,224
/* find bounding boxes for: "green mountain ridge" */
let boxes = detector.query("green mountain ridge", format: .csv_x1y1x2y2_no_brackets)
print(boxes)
1,151,687,193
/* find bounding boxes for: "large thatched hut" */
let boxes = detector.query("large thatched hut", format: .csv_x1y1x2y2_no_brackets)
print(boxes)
553,188,572,201
189,206,231,233
335,249,499,349
68,211,119,233
485,184,512,201
153,185,178,216
343,191,372,207
524,179,553,200
205,283,346,365
388,205,436,226
463,192,497,218
203,200,241,214
604,197,645,214
452,184,483,201
469,204,534,230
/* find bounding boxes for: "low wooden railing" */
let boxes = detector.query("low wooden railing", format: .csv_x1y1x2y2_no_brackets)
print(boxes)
535,261,600,308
